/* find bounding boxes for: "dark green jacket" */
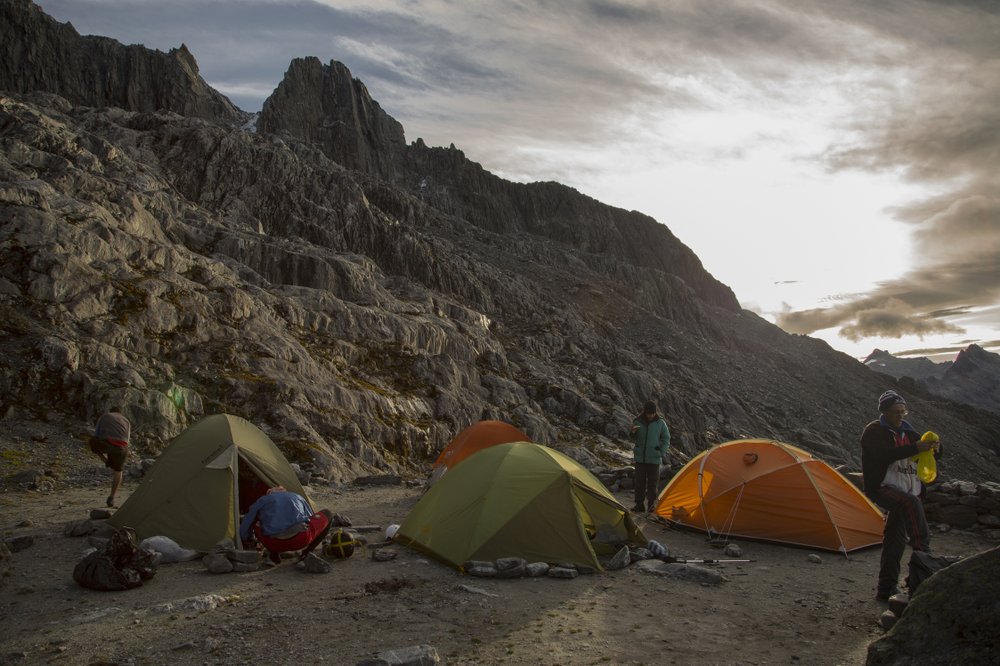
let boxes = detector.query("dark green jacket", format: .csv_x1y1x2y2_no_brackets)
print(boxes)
632,416,670,464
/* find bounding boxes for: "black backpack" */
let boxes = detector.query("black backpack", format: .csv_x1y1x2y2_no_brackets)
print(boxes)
906,550,955,594
73,527,158,591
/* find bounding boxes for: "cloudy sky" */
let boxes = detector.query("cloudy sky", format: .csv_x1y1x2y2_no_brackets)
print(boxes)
40,0,999,362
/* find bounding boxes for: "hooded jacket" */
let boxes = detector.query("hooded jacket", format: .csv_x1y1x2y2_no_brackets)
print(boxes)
632,414,670,465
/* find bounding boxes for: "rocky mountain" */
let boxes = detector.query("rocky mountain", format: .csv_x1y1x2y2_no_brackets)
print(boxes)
2,0,999,484
864,349,951,382
0,0,243,125
865,346,1000,416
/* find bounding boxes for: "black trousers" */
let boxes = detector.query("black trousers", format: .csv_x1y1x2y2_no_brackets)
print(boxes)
634,462,660,509
870,486,930,595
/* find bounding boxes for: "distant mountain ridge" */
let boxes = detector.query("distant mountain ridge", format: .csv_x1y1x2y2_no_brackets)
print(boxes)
2,0,999,483
865,345,1000,415
864,349,952,381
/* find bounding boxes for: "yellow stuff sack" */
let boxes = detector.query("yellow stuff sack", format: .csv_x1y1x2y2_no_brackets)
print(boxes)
911,432,939,484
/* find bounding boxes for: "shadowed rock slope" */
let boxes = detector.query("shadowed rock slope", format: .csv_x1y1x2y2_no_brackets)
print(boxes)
2,1,999,483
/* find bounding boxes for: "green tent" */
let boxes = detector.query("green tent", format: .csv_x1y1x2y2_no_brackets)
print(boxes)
397,441,645,571
109,414,310,552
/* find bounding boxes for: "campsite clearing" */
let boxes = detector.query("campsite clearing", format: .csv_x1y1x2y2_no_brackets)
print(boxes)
2,480,996,665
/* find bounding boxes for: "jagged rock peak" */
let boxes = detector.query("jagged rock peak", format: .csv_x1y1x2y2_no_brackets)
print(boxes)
863,348,949,382
258,56,406,179
0,0,244,125
863,349,890,364
950,344,998,375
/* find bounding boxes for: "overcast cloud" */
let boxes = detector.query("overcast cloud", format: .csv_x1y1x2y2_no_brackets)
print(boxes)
38,0,999,359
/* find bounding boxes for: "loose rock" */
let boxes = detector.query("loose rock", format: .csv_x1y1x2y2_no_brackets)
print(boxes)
525,562,549,577
357,644,440,665
301,553,331,573
607,545,631,571
547,566,578,579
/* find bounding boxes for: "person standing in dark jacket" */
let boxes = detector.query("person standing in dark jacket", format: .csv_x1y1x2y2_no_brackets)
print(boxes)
630,400,671,513
860,390,941,601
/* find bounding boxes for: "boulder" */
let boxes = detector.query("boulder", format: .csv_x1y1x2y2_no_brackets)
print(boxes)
634,560,727,585
866,546,1000,665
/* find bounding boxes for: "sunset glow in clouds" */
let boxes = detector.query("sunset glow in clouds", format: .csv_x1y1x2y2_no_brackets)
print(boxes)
41,0,999,362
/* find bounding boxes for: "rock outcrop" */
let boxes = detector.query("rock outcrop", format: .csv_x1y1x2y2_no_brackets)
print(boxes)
2,1,1000,484
0,0,244,125
258,57,406,180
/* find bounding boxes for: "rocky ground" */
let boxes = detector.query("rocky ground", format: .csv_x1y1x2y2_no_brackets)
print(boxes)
2,422,998,666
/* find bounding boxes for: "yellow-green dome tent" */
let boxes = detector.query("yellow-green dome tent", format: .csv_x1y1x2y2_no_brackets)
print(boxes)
397,442,645,571
109,414,310,552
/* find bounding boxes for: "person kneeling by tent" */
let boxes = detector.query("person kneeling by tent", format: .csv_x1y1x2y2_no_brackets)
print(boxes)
239,486,333,565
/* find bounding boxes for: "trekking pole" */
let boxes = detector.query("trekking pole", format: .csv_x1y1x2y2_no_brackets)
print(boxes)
661,556,751,564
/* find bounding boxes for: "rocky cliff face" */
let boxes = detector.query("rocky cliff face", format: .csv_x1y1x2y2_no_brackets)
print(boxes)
2,1,999,483
0,0,244,125
256,57,738,312
258,57,406,180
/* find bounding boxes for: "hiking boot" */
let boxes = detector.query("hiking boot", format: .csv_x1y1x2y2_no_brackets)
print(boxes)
106,495,116,508
630,504,645,513
268,551,282,565
875,587,899,602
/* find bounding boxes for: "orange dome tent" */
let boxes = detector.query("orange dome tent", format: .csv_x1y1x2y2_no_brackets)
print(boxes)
429,420,528,485
654,439,885,554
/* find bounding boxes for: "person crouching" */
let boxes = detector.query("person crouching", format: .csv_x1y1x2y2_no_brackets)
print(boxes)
238,486,333,565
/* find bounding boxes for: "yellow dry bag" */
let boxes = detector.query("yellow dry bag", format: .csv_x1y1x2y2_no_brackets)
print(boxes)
911,431,939,484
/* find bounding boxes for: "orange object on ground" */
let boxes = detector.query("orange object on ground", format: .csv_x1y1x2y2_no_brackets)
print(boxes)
654,439,885,554
429,420,528,484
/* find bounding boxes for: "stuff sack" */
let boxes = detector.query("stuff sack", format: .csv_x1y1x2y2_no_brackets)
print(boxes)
906,550,953,594
73,526,158,591
910,431,939,483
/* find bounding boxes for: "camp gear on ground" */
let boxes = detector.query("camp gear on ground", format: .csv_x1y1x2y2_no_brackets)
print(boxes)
912,432,939,483
324,529,357,558
108,414,310,552
73,527,157,591
139,535,199,563
906,550,954,594
398,442,646,571
647,540,669,558
662,556,751,564
656,439,885,554
429,420,528,485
